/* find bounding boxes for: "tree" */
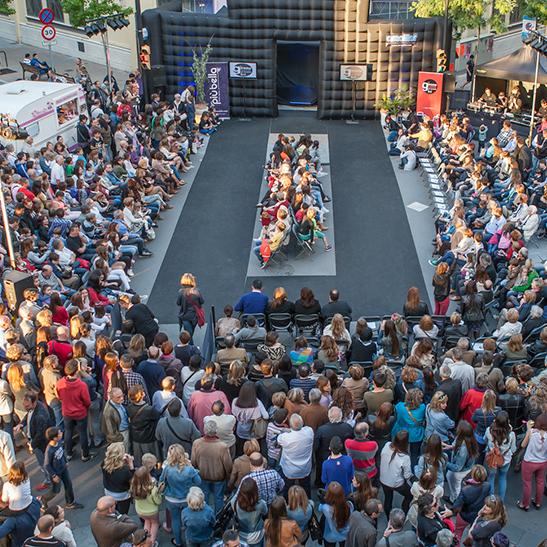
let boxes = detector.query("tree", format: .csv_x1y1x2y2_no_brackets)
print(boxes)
411,0,517,37
520,0,547,25
192,40,213,105
61,0,132,28
0,0,15,16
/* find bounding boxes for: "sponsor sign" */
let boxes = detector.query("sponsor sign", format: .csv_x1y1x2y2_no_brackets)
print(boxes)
229,61,257,79
205,62,230,119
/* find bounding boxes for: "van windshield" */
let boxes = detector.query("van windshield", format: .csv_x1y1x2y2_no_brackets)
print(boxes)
56,98,78,126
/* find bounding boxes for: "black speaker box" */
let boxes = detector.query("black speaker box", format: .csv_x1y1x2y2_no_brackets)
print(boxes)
452,89,470,110
150,65,167,87
443,73,456,94
3,270,34,311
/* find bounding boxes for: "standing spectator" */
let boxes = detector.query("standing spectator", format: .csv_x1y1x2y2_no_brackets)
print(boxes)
300,388,329,431
204,400,235,458
346,498,383,547
23,515,65,547
376,508,418,547
321,437,354,495
392,388,425,467
466,495,507,547
40,505,77,547
232,477,268,547
159,444,201,547
277,414,314,496
43,427,83,510
425,391,455,442
90,496,138,547
256,360,288,408
446,421,479,502
234,451,284,505
101,442,135,515
459,374,488,427
130,466,163,545
264,496,302,547
127,385,160,465
182,486,216,547
319,481,353,547
437,364,462,422
121,294,159,348
518,412,547,510
17,392,51,490
156,398,201,459
191,419,232,514
176,273,204,341
56,359,92,461
231,381,269,447
136,346,166,398
102,388,130,451
484,411,516,500
379,431,412,515
188,376,231,433
286,486,314,543
344,421,378,481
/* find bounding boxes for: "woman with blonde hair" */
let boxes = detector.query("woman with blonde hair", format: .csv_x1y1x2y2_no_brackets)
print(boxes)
6,362,36,421
219,359,247,402
182,487,215,547
159,443,200,546
425,391,455,442
177,272,204,340
317,335,341,369
101,442,135,514
323,314,351,350
127,333,147,364
284,388,308,418
286,486,314,543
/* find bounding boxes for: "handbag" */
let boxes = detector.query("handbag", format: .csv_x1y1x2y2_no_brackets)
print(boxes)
485,444,504,469
192,302,205,327
308,511,322,544
251,417,268,439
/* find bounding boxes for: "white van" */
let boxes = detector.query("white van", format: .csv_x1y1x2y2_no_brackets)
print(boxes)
0,81,88,152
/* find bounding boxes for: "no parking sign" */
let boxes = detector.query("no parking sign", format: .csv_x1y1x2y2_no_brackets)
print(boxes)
38,7,54,24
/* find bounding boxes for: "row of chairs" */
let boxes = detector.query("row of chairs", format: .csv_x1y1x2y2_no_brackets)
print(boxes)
417,145,454,217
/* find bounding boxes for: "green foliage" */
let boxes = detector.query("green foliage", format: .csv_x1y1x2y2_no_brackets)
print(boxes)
0,0,15,16
60,0,132,28
521,0,547,25
411,0,517,35
192,40,213,104
374,86,414,115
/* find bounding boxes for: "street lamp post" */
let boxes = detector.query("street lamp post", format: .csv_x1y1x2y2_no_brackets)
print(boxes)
0,181,16,270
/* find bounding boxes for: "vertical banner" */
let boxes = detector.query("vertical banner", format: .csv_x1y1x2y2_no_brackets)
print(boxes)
205,62,230,119
416,71,444,119
522,16,536,41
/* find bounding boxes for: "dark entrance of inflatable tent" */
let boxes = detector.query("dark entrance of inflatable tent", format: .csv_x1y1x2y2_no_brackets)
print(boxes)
276,41,320,107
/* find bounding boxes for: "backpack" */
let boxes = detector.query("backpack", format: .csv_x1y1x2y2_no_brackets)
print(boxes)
485,444,504,469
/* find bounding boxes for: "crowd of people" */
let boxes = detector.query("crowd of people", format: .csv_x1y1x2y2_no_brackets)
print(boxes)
0,53,544,547
253,134,332,267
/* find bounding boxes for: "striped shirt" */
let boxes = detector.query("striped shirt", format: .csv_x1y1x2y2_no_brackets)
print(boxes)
345,438,378,478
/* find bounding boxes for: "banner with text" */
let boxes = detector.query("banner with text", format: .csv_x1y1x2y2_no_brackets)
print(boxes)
416,71,444,119
205,62,230,119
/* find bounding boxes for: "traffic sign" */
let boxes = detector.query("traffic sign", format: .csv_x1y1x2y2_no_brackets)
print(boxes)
42,39,57,47
41,25,56,41
38,7,54,24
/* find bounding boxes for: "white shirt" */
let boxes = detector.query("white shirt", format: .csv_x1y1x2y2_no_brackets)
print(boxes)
204,414,236,448
1,479,31,510
277,426,314,479
524,429,547,463
0,430,15,479
50,162,65,186
379,442,412,488
400,149,417,171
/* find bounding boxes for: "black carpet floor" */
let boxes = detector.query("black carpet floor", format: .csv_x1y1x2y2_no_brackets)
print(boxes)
149,112,428,323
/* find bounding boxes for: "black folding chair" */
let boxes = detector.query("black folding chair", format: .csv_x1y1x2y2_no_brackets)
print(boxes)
294,314,321,337
268,313,293,334
240,313,266,328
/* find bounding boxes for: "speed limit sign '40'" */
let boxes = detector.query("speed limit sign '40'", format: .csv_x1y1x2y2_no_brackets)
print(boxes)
41,24,56,41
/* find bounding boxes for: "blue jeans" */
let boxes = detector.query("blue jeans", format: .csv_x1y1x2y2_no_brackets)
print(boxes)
166,499,186,546
488,461,510,500
49,401,64,430
201,480,225,514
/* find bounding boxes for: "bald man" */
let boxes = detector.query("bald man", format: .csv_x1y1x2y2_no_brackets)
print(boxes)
90,496,138,547
23,515,61,546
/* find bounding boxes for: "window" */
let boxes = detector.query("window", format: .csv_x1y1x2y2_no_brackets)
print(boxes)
24,122,40,138
56,98,78,127
46,0,64,22
25,0,42,18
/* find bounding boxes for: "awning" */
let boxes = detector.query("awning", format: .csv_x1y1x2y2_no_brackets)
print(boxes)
477,46,547,84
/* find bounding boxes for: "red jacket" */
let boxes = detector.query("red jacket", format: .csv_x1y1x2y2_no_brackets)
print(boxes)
57,376,91,419
345,438,378,478
459,388,485,428
47,340,73,368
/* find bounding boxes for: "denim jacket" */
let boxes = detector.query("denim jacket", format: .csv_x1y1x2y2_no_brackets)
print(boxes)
159,464,201,502
424,407,455,442
446,443,475,473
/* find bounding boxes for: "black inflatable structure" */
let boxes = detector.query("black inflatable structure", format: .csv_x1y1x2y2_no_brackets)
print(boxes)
142,0,445,119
